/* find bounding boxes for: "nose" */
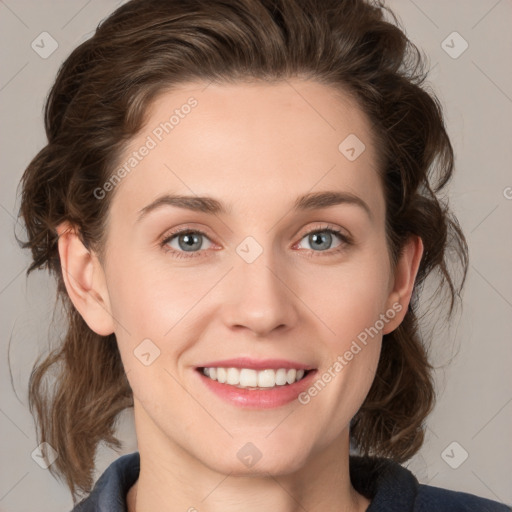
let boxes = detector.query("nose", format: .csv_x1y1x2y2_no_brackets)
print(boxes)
220,248,299,338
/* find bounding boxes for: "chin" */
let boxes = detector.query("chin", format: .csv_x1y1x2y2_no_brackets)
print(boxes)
198,440,312,477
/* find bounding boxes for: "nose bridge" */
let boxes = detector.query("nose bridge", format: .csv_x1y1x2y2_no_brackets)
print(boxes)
222,236,298,336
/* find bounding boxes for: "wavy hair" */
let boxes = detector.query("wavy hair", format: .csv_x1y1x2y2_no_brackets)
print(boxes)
18,0,468,502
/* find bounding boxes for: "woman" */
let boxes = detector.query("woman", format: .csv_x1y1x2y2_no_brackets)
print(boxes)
18,0,510,510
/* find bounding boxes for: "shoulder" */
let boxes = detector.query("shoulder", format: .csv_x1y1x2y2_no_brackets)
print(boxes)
414,484,511,512
349,455,510,512
70,452,140,512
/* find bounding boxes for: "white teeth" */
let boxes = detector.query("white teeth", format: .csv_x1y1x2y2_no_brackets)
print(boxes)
239,368,257,387
201,367,309,388
275,368,287,385
257,369,275,388
226,367,239,385
217,367,227,383
286,369,296,384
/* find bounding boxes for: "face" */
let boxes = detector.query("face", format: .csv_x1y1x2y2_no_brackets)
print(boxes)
76,80,414,476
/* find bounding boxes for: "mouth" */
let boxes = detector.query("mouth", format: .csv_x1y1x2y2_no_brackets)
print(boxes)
197,366,314,390
194,359,318,409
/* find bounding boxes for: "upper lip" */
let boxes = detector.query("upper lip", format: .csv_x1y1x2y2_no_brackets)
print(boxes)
196,357,315,370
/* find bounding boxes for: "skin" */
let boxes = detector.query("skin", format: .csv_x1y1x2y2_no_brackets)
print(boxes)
57,79,423,512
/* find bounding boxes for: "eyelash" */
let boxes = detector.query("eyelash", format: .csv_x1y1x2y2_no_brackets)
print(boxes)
159,224,352,260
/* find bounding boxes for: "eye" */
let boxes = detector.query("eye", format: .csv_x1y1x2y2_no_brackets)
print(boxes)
160,228,214,259
294,225,351,256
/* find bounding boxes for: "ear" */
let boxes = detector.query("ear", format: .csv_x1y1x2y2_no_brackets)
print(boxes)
382,235,424,335
56,222,115,336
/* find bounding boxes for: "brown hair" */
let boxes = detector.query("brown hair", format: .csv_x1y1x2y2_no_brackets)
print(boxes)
18,0,468,503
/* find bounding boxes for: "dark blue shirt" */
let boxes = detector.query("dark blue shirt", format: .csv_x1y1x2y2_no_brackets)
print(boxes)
71,451,511,511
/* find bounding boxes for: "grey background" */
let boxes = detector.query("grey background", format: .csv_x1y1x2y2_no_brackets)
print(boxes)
1,0,511,510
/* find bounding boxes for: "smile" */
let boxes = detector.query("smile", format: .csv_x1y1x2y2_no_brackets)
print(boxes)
200,367,309,389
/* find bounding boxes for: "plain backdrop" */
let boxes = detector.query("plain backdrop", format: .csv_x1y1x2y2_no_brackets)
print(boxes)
1,0,511,510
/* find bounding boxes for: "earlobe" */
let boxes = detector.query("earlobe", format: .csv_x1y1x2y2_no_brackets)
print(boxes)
56,222,115,336
383,235,424,334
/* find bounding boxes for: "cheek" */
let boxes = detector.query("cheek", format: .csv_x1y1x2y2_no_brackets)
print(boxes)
106,250,206,335
310,252,391,341
105,251,225,393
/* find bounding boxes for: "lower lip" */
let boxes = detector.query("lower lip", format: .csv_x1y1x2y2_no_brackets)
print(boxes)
196,369,317,409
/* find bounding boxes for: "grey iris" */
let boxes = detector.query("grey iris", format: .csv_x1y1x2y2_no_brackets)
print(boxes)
178,232,203,252
309,231,332,251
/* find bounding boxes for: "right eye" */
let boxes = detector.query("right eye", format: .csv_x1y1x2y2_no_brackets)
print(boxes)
160,228,215,259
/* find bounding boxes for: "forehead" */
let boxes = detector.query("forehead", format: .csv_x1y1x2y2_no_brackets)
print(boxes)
107,79,384,225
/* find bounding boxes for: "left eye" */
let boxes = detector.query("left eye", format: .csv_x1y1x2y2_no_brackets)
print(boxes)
296,228,344,252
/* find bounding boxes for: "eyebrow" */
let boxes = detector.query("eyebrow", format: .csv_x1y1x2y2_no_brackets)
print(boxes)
136,190,372,222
